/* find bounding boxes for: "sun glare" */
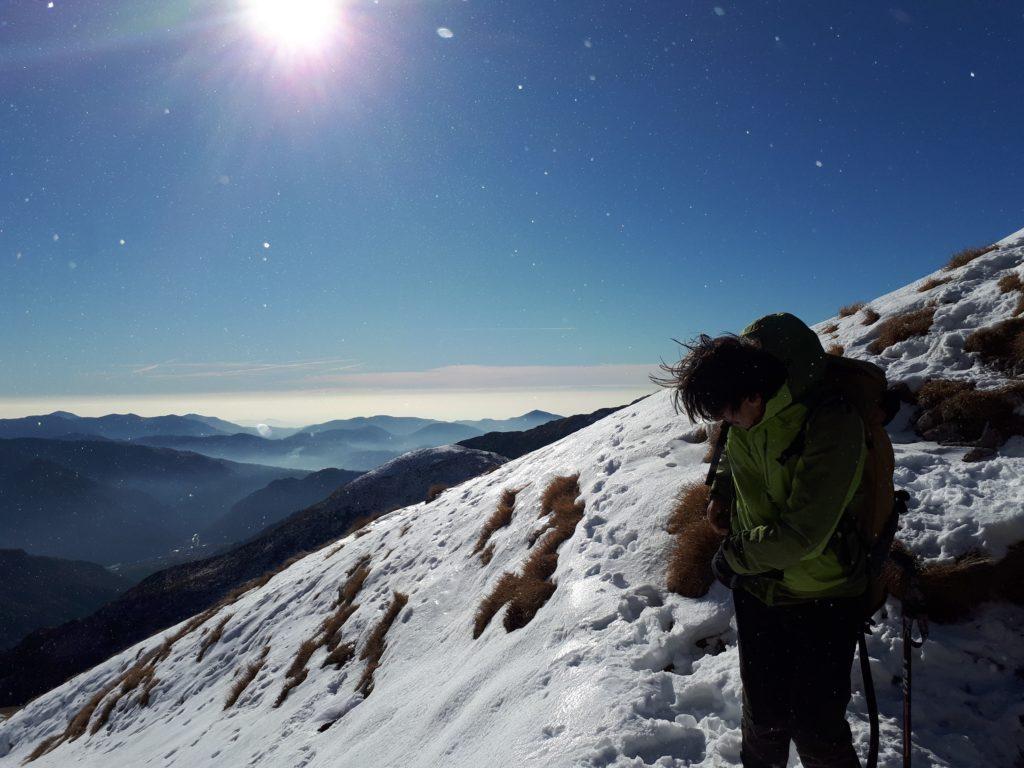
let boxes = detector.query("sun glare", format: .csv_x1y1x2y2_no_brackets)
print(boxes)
244,0,341,53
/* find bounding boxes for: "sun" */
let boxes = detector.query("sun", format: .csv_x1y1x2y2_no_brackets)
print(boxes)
243,0,341,54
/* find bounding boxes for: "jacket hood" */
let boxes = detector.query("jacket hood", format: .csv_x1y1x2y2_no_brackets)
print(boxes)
740,312,825,401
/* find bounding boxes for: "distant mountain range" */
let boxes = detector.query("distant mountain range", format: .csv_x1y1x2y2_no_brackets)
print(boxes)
0,550,129,651
0,410,563,472
0,438,302,564
201,467,364,545
0,411,256,440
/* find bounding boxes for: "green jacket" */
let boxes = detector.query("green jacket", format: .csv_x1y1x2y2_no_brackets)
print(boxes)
711,313,868,605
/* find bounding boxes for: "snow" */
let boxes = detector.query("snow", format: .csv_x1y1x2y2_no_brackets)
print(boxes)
1,232,1022,767
813,231,1024,390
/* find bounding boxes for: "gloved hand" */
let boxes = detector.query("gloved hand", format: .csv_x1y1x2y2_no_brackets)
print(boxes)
711,543,740,590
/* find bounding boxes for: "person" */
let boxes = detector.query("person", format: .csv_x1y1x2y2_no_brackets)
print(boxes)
656,312,868,768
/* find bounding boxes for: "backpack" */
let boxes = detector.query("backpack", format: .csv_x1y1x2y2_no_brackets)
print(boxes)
815,353,906,617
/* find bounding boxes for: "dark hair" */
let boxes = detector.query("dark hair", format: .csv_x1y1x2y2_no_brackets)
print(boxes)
650,333,787,422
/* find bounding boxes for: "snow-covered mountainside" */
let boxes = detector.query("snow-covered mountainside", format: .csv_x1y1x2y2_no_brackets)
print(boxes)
2,232,1023,767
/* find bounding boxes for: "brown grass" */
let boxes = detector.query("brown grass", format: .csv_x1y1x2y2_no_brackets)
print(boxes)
425,483,448,503
197,614,231,663
861,307,881,325
28,559,294,758
502,580,558,631
356,591,409,697
917,276,951,293
90,655,160,734
539,474,579,518
138,676,159,708
339,559,371,604
224,646,269,709
964,318,1024,375
321,604,358,649
326,543,346,559
665,483,724,598
866,306,935,354
474,476,584,637
943,244,997,271
822,323,839,335
276,557,370,706
882,540,1024,623
997,272,1024,317
998,272,1023,294
479,544,495,566
914,380,1024,445
472,488,521,562
916,378,975,411
322,641,356,670
274,639,318,707
826,344,844,356
473,572,520,639
839,302,865,318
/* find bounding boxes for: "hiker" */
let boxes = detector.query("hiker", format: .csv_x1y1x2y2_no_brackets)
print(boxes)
664,313,869,768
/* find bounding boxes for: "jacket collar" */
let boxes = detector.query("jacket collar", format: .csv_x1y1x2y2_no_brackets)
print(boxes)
750,381,792,431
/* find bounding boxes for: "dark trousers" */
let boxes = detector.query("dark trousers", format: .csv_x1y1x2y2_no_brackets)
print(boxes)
734,586,863,768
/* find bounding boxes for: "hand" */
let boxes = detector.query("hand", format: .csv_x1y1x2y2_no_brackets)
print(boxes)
711,544,740,590
706,495,730,535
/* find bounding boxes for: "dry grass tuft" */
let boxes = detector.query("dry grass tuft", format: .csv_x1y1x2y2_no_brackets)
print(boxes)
964,318,1024,375
356,591,409,697
425,483,448,503
274,639,318,707
502,579,558,632
473,487,521,563
475,475,584,636
917,276,951,293
866,306,935,354
197,614,231,663
539,474,580,519
826,343,845,356
665,483,724,598
473,572,520,638
822,323,839,335
943,244,997,271
321,604,358,649
861,307,881,325
479,544,496,566
322,642,356,670
224,646,269,710
882,540,1024,623
326,543,346,559
276,557,370,706
916,378,975,411
917,551,996,623
839,302,865,318
913,379,1024,446
28,560,291,757
138,676,159,708
339,559,371,605
998,272,1023,294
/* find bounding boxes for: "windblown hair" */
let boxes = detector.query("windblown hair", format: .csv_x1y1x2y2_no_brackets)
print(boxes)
651,333,787,422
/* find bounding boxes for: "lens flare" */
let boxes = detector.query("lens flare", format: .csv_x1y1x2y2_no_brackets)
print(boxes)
243,0,340,54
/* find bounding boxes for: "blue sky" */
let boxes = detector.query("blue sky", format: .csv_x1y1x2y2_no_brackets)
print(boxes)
1,1,1021,422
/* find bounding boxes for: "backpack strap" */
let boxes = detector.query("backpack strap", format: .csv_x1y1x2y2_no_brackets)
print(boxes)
775,386,846,466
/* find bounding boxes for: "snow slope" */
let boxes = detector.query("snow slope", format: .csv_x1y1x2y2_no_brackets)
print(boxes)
2,234,1023,768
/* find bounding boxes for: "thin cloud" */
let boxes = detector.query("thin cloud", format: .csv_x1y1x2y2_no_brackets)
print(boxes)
304,363,657,390
125,358,363,380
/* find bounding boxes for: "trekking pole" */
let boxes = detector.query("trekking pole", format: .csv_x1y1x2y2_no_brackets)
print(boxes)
901,608,928,767
704,422,730,486
857,622,879,768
